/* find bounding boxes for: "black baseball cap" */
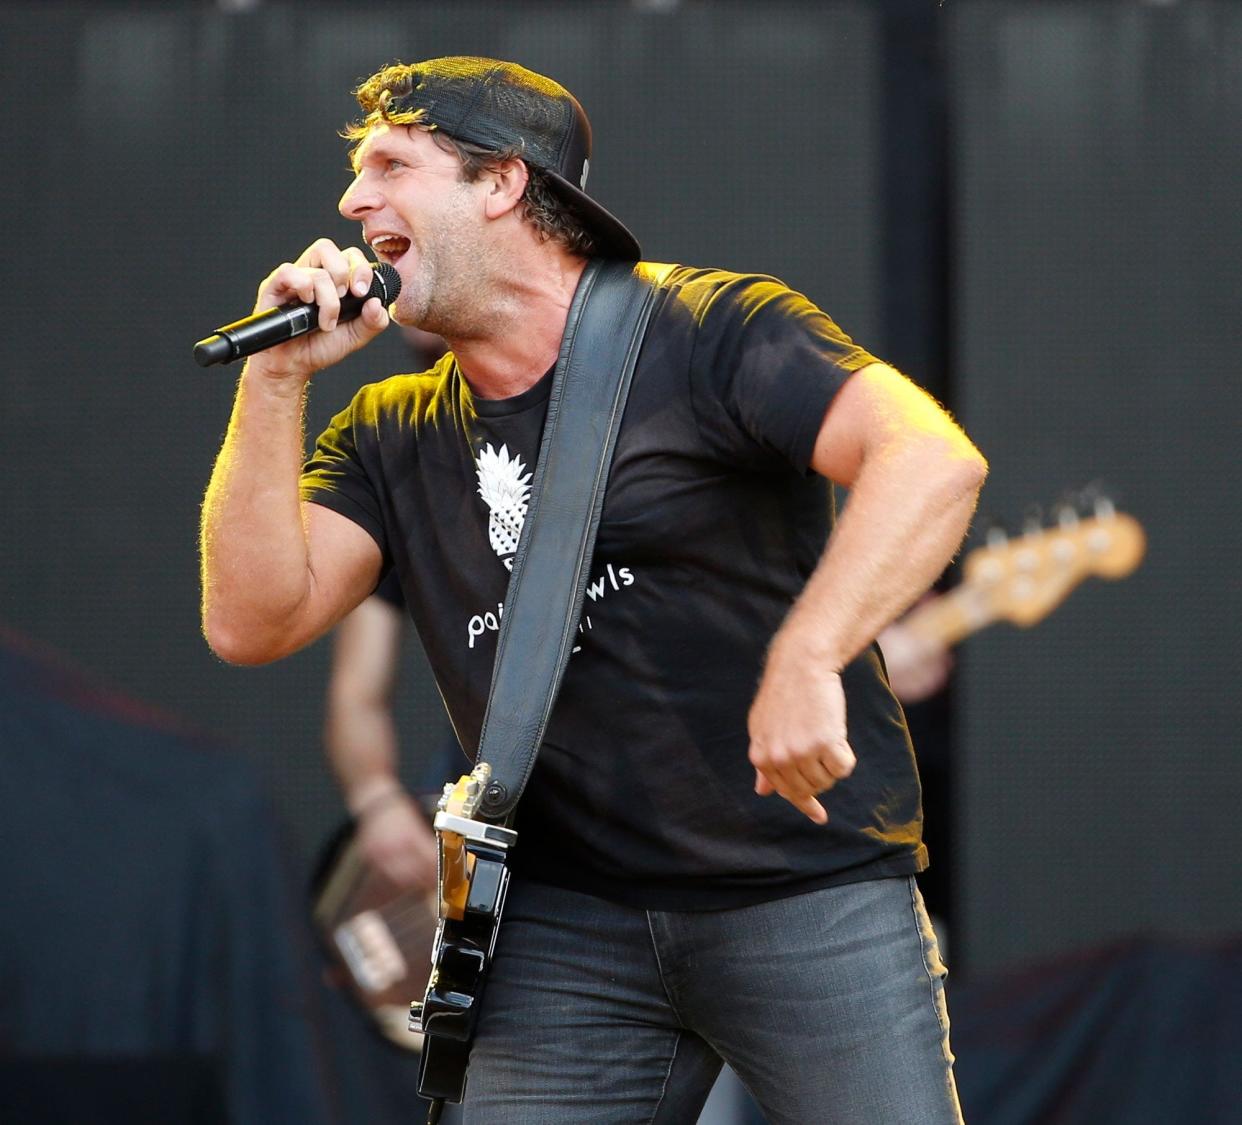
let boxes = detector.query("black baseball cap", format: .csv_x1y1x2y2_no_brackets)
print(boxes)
376,56,641,261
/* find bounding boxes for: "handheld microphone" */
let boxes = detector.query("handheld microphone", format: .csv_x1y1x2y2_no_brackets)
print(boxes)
193,262,401,367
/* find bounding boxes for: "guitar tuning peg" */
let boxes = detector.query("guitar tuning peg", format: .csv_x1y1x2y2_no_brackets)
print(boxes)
984,518,1008,548
1022,504,1044,536
1055,500,1080,528
1075,480,1117,516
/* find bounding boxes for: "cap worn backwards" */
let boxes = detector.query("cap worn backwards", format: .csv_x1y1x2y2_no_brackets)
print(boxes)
381,56,640,261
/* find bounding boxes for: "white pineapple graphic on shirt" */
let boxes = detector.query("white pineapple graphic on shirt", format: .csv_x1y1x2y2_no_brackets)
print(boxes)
474,443,532,566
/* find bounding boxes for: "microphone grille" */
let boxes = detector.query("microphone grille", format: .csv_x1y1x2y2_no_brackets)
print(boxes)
370,261,402,305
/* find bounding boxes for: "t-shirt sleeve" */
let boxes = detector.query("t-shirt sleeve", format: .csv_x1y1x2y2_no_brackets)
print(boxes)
688,274,880,472
299,387,390,561
371,566,405,610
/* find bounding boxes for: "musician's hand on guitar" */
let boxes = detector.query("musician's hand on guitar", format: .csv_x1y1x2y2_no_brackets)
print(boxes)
877,616,953,704
357,792,439,892
748,646,856,824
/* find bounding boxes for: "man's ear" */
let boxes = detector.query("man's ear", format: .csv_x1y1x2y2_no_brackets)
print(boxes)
482,158,530,220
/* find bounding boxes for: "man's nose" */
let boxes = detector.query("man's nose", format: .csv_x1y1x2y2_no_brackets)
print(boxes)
339,176,378,220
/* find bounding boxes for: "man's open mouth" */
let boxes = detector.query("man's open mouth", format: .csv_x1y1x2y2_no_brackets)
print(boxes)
369,235,411,265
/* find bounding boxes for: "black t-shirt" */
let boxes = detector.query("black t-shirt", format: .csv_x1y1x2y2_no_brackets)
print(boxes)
301,265,926,910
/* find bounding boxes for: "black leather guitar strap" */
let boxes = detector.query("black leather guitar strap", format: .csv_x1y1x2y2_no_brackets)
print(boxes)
473,259,668,823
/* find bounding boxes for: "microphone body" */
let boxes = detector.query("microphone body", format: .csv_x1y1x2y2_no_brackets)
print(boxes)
194,262,401,367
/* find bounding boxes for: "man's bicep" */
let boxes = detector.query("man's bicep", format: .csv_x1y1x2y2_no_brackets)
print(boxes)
810,362,973,486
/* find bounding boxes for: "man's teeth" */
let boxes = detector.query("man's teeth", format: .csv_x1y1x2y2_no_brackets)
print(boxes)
370,236,407,254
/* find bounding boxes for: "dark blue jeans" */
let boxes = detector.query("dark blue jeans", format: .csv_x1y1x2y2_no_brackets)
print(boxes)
463,875,961,1124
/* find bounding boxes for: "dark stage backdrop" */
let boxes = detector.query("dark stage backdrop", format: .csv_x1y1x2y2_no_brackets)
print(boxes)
0,3,880,867
949,1,1242,974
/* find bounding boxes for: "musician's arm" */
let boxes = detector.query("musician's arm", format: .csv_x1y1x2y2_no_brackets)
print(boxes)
748,363,987,820
199,242,388,665
326,594,406,809
324,593,438,890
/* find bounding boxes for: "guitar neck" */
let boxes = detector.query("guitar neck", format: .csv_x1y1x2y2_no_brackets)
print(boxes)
900,582,999,648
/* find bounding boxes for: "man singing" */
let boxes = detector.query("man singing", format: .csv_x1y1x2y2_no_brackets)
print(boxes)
200,56,984,1124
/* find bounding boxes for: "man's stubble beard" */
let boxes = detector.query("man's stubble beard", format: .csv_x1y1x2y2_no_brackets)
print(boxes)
394,186,502,341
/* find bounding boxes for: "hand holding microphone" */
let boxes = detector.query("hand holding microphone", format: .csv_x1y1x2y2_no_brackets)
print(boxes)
193,240,401,372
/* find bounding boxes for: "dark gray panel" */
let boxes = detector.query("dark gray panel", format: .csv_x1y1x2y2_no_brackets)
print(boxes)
0,3,879,864
951,2,1242,974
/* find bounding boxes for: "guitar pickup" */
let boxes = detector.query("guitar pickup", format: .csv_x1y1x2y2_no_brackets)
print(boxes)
466,855,508,918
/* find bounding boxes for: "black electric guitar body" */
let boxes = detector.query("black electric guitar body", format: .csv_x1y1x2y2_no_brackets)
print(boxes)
412,764,518,1105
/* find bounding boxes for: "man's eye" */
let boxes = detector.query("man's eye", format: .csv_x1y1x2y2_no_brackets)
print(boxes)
386,160,406,172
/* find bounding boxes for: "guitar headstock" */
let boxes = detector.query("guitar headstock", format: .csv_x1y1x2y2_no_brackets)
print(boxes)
437,763,492,820
961,502,1146,628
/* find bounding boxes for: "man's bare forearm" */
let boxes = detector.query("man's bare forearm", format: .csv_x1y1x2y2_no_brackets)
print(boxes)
748,366,985,820
327,696,402,811
200,367,313,663
199,241,390,664
325,597,405,810
776,435,987,673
